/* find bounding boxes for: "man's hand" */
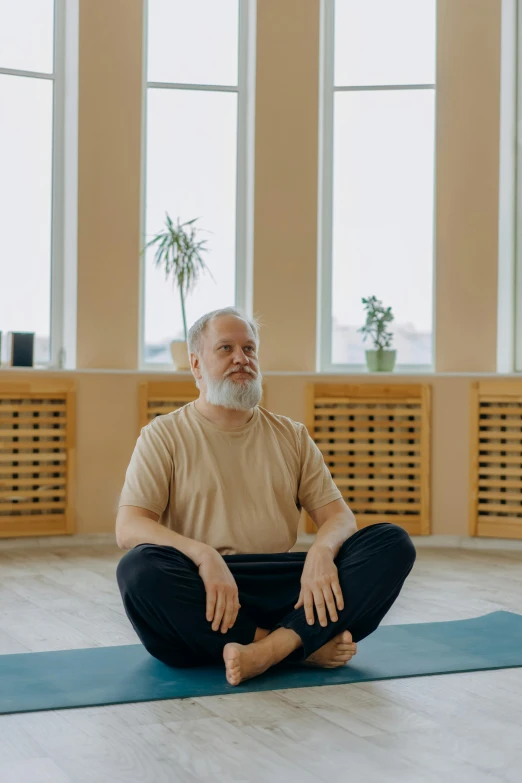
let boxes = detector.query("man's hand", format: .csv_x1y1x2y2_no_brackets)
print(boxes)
198,548,241,633
294,543,344,627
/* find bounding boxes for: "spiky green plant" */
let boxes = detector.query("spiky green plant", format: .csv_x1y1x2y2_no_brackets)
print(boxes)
143,214,213,341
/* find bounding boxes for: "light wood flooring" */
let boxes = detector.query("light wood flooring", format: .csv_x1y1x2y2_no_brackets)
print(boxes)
0,542,521,782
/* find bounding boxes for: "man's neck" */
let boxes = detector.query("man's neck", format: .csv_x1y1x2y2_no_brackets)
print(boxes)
194,398,255,429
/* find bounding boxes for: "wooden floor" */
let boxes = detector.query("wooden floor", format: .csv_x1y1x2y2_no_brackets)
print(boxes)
0,543,521,783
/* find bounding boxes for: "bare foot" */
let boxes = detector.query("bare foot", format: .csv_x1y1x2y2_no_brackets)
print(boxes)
223,627,302,686
223,642,274,686
304,630,357,668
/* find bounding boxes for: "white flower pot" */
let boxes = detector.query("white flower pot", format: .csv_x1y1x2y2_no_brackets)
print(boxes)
169,340,191,371
365,349,397,372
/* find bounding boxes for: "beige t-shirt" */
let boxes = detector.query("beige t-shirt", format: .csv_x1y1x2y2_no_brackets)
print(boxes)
118,401,342,555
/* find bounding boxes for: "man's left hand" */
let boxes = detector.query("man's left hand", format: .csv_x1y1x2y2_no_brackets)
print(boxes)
294,544,344,626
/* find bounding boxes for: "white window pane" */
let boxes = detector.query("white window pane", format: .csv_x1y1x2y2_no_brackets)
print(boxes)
147,0,239,86
0,0,54,73
0,75,53,364
334,0,436,87
331,90,434,366
144,89,237,363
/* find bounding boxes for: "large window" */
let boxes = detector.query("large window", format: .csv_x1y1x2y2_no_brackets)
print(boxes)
142,0,253,366
320,0,436,370
0,0,61,366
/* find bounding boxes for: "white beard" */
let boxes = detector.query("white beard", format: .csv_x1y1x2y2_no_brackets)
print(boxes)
199,363,263,411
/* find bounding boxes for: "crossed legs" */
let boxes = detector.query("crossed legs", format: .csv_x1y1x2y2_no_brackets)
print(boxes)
116,523,416,685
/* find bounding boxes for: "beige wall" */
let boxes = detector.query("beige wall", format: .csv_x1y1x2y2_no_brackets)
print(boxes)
0,1,508,539
253,0,320,371
435,0,502,372
77,0,143,370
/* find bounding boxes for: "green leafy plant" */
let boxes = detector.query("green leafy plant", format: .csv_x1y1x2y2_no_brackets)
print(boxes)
357,296,395,350
143,214,213,341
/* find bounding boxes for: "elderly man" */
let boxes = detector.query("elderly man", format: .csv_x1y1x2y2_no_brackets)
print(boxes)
116,307,416,686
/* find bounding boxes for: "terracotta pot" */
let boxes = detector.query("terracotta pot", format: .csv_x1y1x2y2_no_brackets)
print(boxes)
169,340,191,371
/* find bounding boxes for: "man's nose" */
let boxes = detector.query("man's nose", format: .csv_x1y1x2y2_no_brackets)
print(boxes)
232,349,250,364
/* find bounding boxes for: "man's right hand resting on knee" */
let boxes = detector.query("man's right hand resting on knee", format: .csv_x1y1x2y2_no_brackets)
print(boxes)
116,509,242,636
198,548,241,635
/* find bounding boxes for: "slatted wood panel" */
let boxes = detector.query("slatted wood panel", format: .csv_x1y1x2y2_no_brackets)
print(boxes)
305,384,431,536
0,379,76,538
470,380,522,539
138,381,200,430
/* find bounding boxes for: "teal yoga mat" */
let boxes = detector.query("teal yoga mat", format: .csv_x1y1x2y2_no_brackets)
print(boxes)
1,611,521,715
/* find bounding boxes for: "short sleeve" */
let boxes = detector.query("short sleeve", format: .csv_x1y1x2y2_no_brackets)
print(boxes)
118,419,173,516
297,424,342,513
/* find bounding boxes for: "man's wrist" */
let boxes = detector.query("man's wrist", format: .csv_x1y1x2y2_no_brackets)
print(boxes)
192,542,216,567
309,539,336,557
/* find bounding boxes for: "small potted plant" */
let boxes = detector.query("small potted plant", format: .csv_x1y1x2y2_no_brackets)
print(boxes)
144,214,213,370
357,296,396,372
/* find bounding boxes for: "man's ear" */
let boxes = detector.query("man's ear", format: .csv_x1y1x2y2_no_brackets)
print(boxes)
190,353,201,378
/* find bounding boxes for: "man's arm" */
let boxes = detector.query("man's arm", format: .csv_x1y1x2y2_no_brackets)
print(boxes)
296,425,356,557
115,505,212,566
116,506,242,634
307,498,357,557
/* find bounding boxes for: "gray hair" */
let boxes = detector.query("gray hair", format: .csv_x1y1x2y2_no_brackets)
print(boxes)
187,307,261,357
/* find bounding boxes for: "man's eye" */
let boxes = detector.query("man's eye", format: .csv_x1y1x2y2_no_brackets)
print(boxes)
220,345,255,352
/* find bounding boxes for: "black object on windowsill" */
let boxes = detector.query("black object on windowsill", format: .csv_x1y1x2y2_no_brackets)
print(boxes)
3,332,35,367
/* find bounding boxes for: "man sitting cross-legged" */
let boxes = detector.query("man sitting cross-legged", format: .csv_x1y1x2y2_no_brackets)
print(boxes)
115,307,416,686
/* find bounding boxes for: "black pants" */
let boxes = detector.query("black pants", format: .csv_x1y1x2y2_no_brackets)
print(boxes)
116,522,416,668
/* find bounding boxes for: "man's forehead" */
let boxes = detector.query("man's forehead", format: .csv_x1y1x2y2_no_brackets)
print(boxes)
212,334,256,346
208,319,255,343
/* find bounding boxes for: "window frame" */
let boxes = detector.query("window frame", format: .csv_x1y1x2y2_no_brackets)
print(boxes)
139,0,256,371
513,0,522,372
317,0,437,373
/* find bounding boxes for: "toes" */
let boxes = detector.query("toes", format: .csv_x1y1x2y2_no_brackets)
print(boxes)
341,631,353,643
336,649,355,661
227,674,241,686
223,644,243,685
226,663,242,685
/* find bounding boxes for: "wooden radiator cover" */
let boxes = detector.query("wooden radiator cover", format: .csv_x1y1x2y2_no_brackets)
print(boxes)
305,383,431,536
0,380,76,538
138,381,200,430
470,380,522,539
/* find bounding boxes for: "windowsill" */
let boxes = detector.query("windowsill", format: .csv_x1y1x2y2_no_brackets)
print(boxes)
1,365,522,378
